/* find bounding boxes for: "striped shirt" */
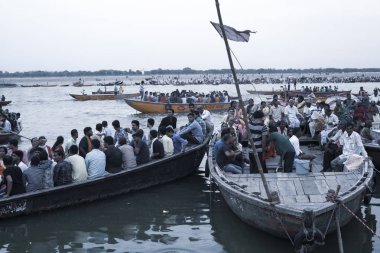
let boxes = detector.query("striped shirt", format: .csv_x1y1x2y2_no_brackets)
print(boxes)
248,121,268,153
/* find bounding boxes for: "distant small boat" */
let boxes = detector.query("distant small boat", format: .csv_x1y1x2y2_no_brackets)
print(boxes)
20,84,58,88
124,99,231,113
0,101,12,106
0,83,17,88
69,93,140,101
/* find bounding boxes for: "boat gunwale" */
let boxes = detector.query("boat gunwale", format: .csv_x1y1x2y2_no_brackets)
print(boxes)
0,136,209,206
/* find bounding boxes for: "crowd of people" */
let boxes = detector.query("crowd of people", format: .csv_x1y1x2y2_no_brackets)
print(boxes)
214,88,380,175
139,86,232,104
0,106,213,198
0,110,22,134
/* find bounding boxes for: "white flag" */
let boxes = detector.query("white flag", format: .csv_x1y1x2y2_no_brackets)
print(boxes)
211,21,256,42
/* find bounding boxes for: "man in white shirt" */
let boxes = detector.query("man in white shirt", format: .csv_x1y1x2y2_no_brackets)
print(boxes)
269,99,283,125
330,122,367,172
65,145,88,182
320,108,339,145
322,122,346,172
16,113,22,133
12,150,28,172
370,89,380,104
159,127,174,157
85,139,106,179
65,129,78,156
288,128,315,171
101,121,113,137
198,105,214,136
284,99,302,128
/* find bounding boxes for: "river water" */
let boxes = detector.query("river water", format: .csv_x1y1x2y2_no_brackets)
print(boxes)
1,76,380,253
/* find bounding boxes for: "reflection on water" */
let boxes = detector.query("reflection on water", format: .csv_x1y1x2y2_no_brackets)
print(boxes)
0,172,379,253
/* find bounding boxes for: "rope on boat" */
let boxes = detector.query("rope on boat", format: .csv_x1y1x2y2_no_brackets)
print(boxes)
323,205,337,237
339,201,380,240
272,205,295,247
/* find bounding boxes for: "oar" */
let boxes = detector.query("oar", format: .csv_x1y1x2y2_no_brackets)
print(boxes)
2,130,32,141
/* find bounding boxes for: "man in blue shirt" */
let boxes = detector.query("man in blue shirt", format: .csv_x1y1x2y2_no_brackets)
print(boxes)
166,126,187,154
178,113,204,145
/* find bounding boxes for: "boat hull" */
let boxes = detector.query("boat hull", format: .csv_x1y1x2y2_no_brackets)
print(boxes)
0,133,18,144
70,93,139,101
124,99,231,113
0,137,209,219
208,137,374,239
0,101,12,106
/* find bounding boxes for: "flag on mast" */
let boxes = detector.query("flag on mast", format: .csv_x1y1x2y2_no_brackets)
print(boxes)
210,21,256,42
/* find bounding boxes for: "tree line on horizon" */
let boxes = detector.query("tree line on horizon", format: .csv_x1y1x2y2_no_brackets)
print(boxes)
1,67,380,78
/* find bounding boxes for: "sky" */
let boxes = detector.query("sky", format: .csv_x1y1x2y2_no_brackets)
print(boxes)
0,0,380,72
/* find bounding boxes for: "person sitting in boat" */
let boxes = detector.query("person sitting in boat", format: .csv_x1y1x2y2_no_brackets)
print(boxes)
92,123,104,148
102,121,113,137
284,99,303,130
360,120,373,144
330,122,367,172
126,120,147,143
0,113,12,132
131,129,150,166
52,149,73,187
287,128,315,171
2,155,25,198
1,95,5,102
22,155,44,192
38,136,53,160
159,109,177,130
178,113,204,145
65,145,88,182
166,126,187,154
277,121,288,136
370,88,380,105
319,108,339,147
112,120,129,146
343,93,356,114
118,137,137,170
103,136,123,174
194,110,206,137
246,98,257,115
215,133,243,174
322,122,346,172
85,139,107,180
268,125,296,173
143,91,149,101
257,101,270,126
367,101,379,122
296,96,306,114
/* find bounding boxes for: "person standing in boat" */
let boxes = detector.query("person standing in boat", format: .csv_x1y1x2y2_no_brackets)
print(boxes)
112,120,129,146
330,122,368,172
118,137,137,170
2,155,25,197
85,139,106,179
247,111,268,173
65,129,78,156
139,81,144,101
103,136,123,173
322,122,346,172
79,127,93,158
269,99,283,126
65,145,88,182
131,129,150,165
159,109,177,130
268,126,296,173
215,134,243,174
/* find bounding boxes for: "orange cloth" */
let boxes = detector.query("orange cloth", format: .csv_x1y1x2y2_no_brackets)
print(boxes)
263,143,276,160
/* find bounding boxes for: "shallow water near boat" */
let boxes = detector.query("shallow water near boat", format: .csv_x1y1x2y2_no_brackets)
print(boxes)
1,77,380,252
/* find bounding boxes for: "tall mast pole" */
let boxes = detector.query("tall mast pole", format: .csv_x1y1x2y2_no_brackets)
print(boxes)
214,0,273,201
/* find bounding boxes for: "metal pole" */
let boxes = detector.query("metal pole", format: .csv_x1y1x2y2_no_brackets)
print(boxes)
214,0,273,202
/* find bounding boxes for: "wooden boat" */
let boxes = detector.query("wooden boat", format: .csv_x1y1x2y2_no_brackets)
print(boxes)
124,99,231,113
0,137,209,219
208,136,374,250
0,101,11,107
0,83,17,88
247,89,351,99
69,93,139,101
